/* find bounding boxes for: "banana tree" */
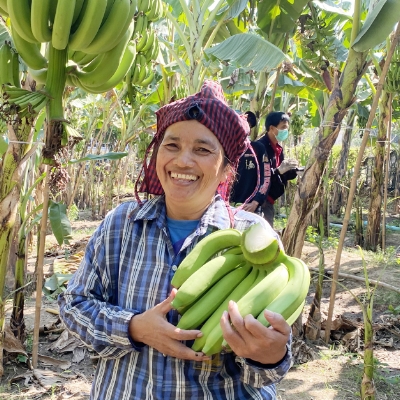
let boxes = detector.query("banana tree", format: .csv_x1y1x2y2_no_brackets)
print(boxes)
282,0,400,257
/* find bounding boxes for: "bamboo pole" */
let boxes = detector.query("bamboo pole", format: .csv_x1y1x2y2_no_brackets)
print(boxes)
32,165,50,368
382,93,392,251
324,23,400,343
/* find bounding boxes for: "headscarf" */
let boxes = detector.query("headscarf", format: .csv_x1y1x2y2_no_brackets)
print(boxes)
135,80,251,202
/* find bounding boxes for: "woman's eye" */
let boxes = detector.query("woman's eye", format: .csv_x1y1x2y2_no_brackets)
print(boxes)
165,143,178,149
196,147,211,154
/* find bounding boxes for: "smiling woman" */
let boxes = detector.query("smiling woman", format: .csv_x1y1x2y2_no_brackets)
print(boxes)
58,80,293,400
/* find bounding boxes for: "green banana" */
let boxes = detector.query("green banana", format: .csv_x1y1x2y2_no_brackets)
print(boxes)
11,50,20,88
210,263,290,356
193,268,264,354
81,54,105,73
30,0,52,43
222,246,242,255
171,253,246,314
82,0,131,54
241,222,285,266
135,54,148,84
176,264,251,330
68,0,108,51
137,68,154,87
72,52,98,67
0,5,8,17
0,0,8,13
256,255,310,327
145,36,159,63
73,24,133,87
72,0,85,25
0,42,16,86
171,228,242,288
145,0,162,22
28,68,48,85
52,0,77,50
139,28,155,54
137,0,151,13
7,0,38,44
80,42,136,94
133,12,147,38
136,29,148,52
286,300,305,327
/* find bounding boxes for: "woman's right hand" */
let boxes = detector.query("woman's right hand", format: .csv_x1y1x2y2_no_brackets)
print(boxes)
128,289,211,361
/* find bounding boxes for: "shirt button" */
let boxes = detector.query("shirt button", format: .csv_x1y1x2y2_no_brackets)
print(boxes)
172,265,178,271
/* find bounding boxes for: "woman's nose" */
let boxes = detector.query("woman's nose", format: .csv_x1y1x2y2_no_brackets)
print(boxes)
173,149,194,167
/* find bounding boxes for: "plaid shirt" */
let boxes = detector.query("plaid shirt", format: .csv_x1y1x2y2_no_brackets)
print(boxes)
58,195,292,400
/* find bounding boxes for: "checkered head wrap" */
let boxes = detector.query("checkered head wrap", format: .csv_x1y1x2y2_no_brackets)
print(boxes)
135,80,251,201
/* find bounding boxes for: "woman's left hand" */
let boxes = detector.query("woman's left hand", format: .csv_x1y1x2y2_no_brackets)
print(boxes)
220,301,290,365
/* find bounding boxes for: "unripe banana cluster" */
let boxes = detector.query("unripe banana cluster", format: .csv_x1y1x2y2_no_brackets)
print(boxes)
384,45,400,94
171,223,310,356
1,84,49,119
2,0,164,95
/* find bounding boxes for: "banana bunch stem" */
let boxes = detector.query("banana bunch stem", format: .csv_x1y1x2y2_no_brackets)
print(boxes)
45,45,67,120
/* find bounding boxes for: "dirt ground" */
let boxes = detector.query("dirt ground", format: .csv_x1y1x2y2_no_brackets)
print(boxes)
0,212,399,399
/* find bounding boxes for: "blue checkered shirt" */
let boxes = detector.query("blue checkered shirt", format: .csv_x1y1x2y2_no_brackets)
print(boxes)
58,195,292,399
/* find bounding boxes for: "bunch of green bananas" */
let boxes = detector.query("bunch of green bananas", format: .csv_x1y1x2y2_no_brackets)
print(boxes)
291,113,305,138
171,222,310,356
125,0,164,91
1,84,49,118
2,0,163,95
384,45,400,94
0,41,20,88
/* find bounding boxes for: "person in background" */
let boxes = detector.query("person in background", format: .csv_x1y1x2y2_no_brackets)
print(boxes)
257,111,301,227
230,111,270,214
58,81,292,400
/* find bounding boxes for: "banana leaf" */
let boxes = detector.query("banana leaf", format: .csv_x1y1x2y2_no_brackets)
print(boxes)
352,0,400,52
49,201,73,246
0,135,8,155
69,152,128,164
205,33,286,71
257,0,309,35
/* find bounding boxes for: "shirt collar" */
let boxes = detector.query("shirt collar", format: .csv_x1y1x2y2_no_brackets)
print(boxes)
130,194,231,233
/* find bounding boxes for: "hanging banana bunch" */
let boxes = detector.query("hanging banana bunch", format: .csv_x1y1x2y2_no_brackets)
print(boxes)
2,0,157,163
384,44,400,94
126,0,164,105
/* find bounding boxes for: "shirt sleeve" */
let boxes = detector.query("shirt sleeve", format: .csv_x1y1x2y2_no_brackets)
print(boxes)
58,208,141,359
252,142,270,205
235,334,293,388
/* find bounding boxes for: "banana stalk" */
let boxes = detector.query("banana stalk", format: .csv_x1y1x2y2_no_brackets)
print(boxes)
43,45,67,165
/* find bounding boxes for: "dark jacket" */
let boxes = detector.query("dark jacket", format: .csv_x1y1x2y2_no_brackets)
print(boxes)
257,134,297,202
230,141,266,204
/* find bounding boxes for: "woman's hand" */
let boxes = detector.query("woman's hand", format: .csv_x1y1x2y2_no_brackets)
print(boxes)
220,301,290,365
128,289,210,361
242,200,259,213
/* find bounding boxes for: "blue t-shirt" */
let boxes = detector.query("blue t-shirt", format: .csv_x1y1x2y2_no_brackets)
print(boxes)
166,217,200,254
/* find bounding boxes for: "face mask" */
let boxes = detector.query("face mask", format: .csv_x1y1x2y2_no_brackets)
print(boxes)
276,129,289,141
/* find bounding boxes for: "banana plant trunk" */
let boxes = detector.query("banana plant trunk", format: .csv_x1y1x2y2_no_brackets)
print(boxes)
365,90,390,251
282,50,368,257
0,121,36,376
331,111,355,216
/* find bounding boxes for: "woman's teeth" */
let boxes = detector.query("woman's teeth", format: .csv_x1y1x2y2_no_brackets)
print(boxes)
171,172,197,181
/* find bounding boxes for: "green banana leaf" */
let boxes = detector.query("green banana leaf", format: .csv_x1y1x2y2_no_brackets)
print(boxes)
313,0,353,18
352,0,400,52
257,0,309,35
205,33,286,71
69,151,128,164
0,134,8,155
49,201,73,246
0,18,11,44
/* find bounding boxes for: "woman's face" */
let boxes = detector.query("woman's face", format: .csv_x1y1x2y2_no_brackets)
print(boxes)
156,120,228,219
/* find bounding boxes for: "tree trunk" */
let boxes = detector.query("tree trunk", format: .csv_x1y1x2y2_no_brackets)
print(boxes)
283,49,369,257
331,111,355,216
365,91,390,250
